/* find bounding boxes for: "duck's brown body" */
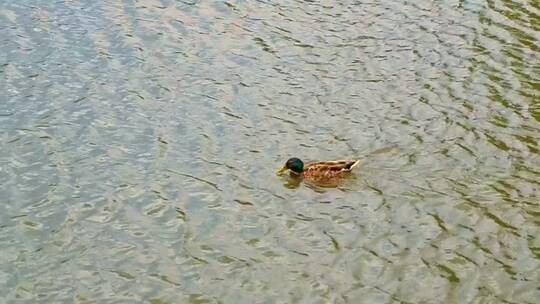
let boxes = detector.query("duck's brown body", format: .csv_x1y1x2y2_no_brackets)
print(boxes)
299,160,359,180
280,159,360,185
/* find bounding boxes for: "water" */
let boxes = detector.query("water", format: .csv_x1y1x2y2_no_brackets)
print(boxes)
1,0,539,303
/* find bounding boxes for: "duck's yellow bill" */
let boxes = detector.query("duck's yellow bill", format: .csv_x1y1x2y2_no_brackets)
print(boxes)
276,166,288,176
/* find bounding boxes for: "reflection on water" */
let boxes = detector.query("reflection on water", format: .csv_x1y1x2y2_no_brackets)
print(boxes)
1,0,539,303
282,175,303,190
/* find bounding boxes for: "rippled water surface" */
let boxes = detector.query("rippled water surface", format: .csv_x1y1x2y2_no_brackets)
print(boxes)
1,0,539,303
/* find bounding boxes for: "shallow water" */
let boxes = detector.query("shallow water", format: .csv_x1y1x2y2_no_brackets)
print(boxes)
1,0,539,303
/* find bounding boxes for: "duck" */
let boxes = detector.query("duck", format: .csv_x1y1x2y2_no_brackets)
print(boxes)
277,157,360,184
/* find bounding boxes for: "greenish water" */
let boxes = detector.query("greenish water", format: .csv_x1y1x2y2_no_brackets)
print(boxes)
0,0,539,303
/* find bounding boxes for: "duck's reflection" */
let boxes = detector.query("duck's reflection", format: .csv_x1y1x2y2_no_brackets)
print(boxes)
281,174,359,191
283,176,302,189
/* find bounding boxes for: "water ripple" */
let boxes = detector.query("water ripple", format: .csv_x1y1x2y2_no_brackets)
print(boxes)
0,0,539,303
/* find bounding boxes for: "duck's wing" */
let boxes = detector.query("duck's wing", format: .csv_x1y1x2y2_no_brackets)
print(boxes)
304,160,360,174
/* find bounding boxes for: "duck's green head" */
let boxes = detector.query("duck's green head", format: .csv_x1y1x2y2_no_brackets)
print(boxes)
277,157,304,175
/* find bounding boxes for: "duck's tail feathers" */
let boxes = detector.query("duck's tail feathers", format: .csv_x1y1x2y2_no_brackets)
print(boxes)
349,160,360,170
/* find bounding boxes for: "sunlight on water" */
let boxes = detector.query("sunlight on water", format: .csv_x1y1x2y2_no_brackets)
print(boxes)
0,0,539,303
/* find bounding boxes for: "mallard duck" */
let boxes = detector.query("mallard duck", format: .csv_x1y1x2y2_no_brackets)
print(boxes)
277,157,360,184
